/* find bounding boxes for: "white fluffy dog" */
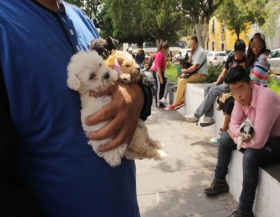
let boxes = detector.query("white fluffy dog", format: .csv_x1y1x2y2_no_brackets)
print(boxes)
67,51,166,167
237,118,255,150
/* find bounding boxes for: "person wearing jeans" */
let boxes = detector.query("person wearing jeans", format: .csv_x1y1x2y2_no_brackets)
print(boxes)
204,65,280,217
186,39,246,126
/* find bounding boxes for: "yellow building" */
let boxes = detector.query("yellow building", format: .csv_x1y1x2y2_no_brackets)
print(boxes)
206,16,250,52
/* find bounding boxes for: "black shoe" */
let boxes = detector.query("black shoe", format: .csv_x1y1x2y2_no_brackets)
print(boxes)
157,103,166,109
204,180,229,195
228,210,254,217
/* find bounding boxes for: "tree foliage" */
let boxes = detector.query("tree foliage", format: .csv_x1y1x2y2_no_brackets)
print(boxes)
103,0,182,47
181,0,224,47
241,0,279,37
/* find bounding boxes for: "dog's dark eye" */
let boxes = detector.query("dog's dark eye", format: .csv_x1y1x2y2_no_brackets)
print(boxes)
89,73,96,80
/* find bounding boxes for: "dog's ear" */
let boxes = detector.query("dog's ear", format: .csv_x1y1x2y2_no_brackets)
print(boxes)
240,125,245,134
106,36,119,51
67,72,81,91
114,56,124,66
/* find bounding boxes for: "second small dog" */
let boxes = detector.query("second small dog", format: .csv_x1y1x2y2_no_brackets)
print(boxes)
67,50,166,167
237,118,255,150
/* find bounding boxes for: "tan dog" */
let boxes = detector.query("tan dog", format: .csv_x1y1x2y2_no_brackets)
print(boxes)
109,50,142,84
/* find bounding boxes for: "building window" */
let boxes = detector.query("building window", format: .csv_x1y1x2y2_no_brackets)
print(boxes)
211,18,215,34
221,43,225,51
212,40,215,51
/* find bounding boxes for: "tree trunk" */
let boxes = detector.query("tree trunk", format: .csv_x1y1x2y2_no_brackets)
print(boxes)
195,23,208,49
156,39,164,51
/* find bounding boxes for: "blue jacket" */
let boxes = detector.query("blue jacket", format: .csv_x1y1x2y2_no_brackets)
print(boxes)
0,1,148,216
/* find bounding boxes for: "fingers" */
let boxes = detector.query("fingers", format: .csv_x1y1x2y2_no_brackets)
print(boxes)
88,112,125,140
98,122,136,152
86,101,117,126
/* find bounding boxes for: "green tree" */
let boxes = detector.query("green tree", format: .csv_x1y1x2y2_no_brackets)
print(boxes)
215,0,248,40
103,0,182,47
216,0,266,39
181,0,224,48
140,0,182,47
242,0,279,37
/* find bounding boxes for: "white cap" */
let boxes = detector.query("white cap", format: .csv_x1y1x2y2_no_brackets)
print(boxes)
128,47,133,51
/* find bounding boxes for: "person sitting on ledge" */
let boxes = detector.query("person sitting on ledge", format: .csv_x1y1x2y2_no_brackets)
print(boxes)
204,65,280,217
166,36,208,110
185,39,246,127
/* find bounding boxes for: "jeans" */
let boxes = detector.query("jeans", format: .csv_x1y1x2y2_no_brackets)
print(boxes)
215,132,280,215
163,81,177,105
194,82,230,119
152,71,167,107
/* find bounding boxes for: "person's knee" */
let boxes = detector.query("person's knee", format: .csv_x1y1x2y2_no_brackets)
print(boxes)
243,149,258,166
219,132,234,148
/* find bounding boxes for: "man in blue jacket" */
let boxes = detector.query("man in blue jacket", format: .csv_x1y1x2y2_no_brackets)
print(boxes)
0,1,152,216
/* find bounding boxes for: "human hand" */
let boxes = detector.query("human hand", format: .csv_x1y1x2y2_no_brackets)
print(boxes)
86,82,144,152
238,132,250,143
227,130,235,140
160,77,164,84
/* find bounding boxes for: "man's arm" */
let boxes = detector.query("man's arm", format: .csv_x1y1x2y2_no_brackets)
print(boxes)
215,68,228,86
0,68,43,217
228,101,246,139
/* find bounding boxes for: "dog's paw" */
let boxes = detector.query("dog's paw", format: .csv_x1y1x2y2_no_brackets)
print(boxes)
154,150,167,160
118,74,131,84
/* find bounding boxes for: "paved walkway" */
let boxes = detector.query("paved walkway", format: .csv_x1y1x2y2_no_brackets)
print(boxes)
136,105,237,217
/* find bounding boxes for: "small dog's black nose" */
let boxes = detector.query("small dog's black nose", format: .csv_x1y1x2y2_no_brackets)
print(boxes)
103,72,110,79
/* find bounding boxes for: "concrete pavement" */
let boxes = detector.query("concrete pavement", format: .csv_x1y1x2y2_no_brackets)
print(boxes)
136,105,237,217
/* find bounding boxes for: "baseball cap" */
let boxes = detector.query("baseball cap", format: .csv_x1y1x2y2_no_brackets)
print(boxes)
128,47,133,51
253,32,265,41
234,39,246,51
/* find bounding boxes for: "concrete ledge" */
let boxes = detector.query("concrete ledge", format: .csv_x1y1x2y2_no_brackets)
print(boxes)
227,151,280,217
176,82,224,138
173,83,280,217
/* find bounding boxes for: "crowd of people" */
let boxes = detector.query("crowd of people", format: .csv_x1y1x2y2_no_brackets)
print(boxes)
144,32,280,217
1,1,280,217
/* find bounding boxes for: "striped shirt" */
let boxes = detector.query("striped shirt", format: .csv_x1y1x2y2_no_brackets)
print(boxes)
250,53,268,86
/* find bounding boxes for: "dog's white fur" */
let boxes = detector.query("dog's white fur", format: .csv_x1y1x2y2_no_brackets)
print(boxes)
67,51,166,167
237,118,255,150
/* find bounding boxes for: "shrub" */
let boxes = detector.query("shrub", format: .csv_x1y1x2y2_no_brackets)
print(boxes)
165,61,178,82
206,64,223,83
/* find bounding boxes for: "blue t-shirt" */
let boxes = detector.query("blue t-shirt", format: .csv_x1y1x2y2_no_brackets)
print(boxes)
0,1,140,217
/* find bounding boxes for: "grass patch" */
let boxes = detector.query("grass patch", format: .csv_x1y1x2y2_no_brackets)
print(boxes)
268,76,280,95
165,63,280,95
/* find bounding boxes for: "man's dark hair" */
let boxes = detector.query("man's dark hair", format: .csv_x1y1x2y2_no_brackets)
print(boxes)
224,65,250,84
191,36,198,43
234,39,246,51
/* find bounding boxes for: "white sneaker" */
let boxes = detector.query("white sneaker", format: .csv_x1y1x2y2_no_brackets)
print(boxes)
164,105,172,110
200,117,215,127
159,97,168,105
210,137,220,145
185,115,199,123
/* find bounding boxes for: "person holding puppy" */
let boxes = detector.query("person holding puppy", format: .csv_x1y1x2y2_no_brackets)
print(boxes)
0,1,152,217
204,65,280,217
166,36,208,110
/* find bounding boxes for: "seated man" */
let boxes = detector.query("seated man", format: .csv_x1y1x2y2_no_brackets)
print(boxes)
166,36,208,110
185,40,246,126
204,65,280,217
